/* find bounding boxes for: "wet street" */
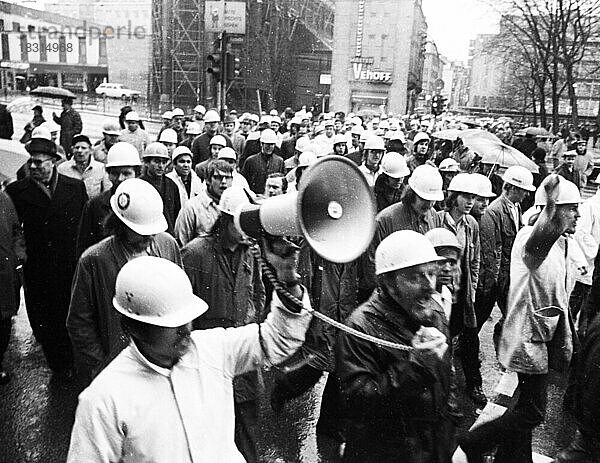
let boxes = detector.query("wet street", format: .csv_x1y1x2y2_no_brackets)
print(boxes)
0,292,576,463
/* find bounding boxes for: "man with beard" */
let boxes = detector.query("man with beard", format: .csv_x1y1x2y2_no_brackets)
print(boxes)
76,142,141,257
457,175,581,463
140,142,181,236
175,159,233,245
241,129,285,195
5,136,87,376
92,120,122,163
337,230,454,463
67,179,181,386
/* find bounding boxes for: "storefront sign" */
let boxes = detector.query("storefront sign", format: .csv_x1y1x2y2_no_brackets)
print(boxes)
352,62,392,83
205,1,246,34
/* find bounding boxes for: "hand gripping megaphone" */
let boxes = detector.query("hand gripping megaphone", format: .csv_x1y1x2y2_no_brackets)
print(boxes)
234,155,376,263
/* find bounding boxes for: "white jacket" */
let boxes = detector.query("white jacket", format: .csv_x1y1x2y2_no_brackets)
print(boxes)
166,170,204,207
67,292,312,463
574,189,600,285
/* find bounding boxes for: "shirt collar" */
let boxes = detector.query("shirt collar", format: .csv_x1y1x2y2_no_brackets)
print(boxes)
130,339,172,377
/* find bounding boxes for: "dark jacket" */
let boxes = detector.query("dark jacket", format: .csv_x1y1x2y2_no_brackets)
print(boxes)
478,194,520,298
190,132,233,167
53,107,82,154
139,174,181,237
5,172,87,310
374,175,404,212
336,289,454,463
241,152,285,194
0,192,26,319
0,106,14,139
76,189,112,258
555,163,581,190
67,233,181,384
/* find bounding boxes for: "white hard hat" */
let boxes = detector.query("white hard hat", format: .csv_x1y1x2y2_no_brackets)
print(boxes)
172,146,192,161
380,152,410,178
158,128,178,144
260,129,278,144
534,174,582,206
563,150,577,157
269,109,279,117
388,131,406,143
210,134,227,147
102,119,121,136
295,137,311,152
502,165,535,191
171,107,184,117
413,132,431,145
204,110,220,123
124,111,141,121
41,121,60,133
260,115,273,125
271,115,282,125
350,125,364,136
471,173,495,198
408,164,444,201
186,122,202,135
193,105,206,115
314,124,325,135
359,131,371,143
438,158,460,172
113,256,208,327
448,173,480,195
364,136,385,151
333,134,347,145
323,119,334,127
161,111,173,120
106,142,142,168
298,151,318,168
379,120,390,130
375,230,444,275
218,186,250,215
109,178,167,235
217,147,237,161
425,228,463,252
143,142,170,159
31,126,52,140
351,116,363,126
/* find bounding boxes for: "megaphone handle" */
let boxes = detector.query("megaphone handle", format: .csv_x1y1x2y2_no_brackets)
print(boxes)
250,246,414,353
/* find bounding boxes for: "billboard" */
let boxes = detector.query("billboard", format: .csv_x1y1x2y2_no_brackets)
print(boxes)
205,1,246,34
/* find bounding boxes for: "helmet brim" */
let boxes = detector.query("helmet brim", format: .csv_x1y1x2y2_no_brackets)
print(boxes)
113,294,208,327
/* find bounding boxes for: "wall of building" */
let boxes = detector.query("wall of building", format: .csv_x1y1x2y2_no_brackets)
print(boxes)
331,0,427,116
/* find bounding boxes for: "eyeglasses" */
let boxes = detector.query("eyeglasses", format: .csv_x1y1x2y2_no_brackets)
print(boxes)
212,173,234,181
29,157,54,165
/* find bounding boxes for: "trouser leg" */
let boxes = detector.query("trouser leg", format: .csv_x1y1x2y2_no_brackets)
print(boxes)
316,372,346,440
459,327,482,388
475,288,497,333
0,317,12,368
234,400,259,463
459,373,547,463
569,282,591,322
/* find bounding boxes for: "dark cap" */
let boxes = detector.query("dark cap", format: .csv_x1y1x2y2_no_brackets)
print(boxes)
32,105,43,112
25,138,59,158
71,134,92,146
223,115,236,124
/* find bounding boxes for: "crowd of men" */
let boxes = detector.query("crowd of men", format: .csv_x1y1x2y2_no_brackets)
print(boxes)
1,99,600,463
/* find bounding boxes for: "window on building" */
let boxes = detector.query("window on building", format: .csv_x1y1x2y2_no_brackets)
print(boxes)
28,25,35,33
20,34,28,62
381,57,388,63
59,35,67,62
1,34,9,61
78,36,86,64
12,22,20,32
368,34,375,40
40,35,47,62
99,37,107,65
0,20,4,32
370,12,377,17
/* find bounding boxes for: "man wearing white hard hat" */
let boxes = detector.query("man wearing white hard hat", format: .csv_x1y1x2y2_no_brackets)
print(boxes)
170,108,185,142
338,230,454,462
469,172,496,223
191,109,232,167
330,133,348,156
241,129,285,195
457,175,581,463
193,104,206,122
157,111,173,141
215,147,251,193
182,186,264,461
373,151,409,212
67,248,312,462
67,178,181,387
362,164,443,301
157,128,178,158
406,131,432,173
359,135,385,186
179,121,202,149
475,165,535,349
175,159,234,245
92,119,122,163
194,134,228,181
345,124,364,165
119,111,152,159
286,149,317,193
166,146,203,207
140,142,181,236
76,142,142,257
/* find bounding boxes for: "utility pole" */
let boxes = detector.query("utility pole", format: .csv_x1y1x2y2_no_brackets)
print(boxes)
219,31,228,121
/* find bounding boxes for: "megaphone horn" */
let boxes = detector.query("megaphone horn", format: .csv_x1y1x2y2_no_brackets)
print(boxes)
234,155,376,263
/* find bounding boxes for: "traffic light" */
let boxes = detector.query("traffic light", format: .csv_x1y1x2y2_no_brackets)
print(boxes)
439,96,447,112
431,95,440,116
226,52,241,81
207,53,222,82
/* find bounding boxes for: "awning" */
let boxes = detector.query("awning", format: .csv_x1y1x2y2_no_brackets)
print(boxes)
351,93,388,102
0,62,30,70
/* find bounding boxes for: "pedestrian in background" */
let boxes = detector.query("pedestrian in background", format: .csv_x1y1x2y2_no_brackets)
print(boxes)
0,191,26,384
0,103,14,140
52,97,82,157
119,111,152,159
20,105,45,144
92,119,121,163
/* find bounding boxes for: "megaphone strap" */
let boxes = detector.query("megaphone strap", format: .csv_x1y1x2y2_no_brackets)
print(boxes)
250,246,413,353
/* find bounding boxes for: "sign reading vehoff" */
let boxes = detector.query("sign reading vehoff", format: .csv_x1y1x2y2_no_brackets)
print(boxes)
351,57,392,84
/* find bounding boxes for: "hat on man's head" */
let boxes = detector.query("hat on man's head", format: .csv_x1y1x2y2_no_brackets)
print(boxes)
26,138,59,158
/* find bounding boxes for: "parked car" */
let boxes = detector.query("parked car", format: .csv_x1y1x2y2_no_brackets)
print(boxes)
95,83,141,99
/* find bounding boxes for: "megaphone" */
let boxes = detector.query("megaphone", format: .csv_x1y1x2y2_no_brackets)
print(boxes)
234,155,376,263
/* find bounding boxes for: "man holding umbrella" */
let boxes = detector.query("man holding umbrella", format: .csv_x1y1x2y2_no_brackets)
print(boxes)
53,97,82,157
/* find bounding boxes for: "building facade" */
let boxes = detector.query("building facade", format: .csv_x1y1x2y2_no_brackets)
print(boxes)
0,1,108,93
330,0,427,115
442,59,469,110
467,33,505,110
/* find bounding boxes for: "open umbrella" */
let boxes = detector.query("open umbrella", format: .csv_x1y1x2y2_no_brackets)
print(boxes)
6,96,35,113
460,129,502,144
30,86,76,99
432,129,461,141
525,127,551,137
464,138,539,173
